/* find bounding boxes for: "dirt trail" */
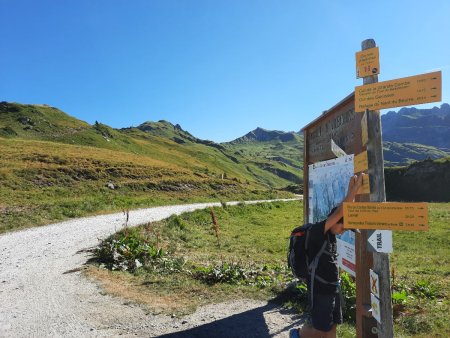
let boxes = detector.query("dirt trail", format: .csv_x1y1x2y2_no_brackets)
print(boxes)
0,200,303,337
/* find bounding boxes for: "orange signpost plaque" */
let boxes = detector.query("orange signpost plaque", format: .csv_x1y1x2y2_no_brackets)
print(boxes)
343,202,429,231
354,151,368,173
355,71,441,111
356,47,380,78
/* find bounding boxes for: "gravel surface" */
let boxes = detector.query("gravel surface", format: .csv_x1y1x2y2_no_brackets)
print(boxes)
0,200,304,338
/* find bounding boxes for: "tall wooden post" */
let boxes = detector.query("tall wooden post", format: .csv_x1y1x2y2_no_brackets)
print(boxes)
362,39,395,338
355,39,380,338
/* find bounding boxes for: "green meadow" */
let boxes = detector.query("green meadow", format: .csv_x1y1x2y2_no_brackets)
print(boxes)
90,200,450,337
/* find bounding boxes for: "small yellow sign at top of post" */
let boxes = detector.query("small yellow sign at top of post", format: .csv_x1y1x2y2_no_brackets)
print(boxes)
343,202,429,231
356,47,380,78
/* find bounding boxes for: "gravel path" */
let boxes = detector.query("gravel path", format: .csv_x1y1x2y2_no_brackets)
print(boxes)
0,200,304,338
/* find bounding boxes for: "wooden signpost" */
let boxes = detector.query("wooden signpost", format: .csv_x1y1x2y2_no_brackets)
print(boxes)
302,38,442,338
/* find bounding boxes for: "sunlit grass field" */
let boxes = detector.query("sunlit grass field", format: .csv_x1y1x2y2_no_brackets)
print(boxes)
0,137,292,233
89,200,450,337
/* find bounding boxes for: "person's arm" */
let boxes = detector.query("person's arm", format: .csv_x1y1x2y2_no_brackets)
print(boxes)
324,173,364,234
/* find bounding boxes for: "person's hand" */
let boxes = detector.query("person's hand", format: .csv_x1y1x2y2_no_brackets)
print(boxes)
345,173,364,202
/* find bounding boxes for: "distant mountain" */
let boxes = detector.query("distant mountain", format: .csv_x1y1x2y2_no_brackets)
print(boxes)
224,128,304,189
230,127,300,143
382,103,450,150
383,141,450,167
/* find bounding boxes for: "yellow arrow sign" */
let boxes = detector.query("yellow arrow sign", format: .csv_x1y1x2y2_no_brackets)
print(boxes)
343,202,428,231
355,71,441,112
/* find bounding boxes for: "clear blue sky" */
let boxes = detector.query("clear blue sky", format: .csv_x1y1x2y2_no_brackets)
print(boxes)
1,1,449,142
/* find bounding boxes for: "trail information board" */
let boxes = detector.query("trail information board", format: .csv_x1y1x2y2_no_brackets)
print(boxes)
343,202,429,231
355,71,441,111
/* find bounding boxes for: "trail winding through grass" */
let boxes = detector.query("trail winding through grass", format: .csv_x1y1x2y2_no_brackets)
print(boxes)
0,199,303,338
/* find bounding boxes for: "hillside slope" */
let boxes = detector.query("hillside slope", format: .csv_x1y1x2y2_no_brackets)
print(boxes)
0,103,295,232
224,128,304,191
385,157,450,202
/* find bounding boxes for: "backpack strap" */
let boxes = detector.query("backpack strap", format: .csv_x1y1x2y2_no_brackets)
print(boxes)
307,234,338,310
308,240,327,310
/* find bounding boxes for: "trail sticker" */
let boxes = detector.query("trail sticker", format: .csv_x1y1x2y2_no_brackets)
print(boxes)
371,293,381,323
370,269,380,298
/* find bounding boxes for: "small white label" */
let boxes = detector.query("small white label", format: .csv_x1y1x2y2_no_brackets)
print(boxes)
370,269,380,298
371,293,381,323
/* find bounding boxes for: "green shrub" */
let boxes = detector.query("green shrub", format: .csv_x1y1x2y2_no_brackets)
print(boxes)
340,272,356,323
94,228,184,273
412,280,438,299
192,262,292,288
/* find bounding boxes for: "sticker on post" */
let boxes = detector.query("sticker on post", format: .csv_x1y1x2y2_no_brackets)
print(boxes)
371,293,381,323
368,230,393,253
370,269,380,298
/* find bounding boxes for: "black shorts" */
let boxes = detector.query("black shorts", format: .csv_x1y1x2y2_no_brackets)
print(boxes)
311,291,343,332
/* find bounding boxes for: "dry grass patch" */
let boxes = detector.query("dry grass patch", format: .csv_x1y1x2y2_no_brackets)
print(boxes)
85,265,193,314
84,265,260,316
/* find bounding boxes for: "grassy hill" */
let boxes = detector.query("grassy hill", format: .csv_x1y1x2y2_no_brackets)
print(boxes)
0,102,295,232
224,128,304,192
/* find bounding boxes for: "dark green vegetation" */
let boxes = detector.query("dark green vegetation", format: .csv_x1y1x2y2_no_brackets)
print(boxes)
390,203,450,337
91,201,450,337
383,142,450,167
385,157,450,202
0,102,296,232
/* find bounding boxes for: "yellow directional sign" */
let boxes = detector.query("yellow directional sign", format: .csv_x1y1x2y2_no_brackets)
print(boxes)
356,47,380,78
355,71,441,112
354,151,368,173
343,202,428,231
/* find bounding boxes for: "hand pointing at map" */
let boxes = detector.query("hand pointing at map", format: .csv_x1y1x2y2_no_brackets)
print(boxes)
325,173,364,234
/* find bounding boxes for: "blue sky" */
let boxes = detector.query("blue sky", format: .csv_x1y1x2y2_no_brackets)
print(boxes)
1,1,449,142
